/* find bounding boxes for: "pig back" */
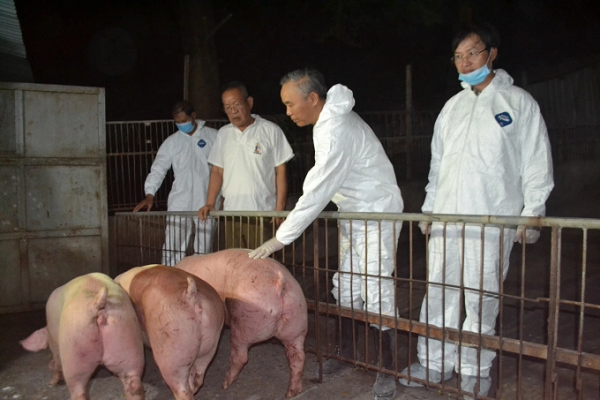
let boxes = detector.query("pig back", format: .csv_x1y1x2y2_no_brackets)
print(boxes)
128,266,225,333
176,250,306,318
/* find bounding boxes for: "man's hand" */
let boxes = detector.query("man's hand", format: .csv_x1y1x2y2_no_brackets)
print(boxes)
248,237,285,259
198,205,216,221
418,221,431,235
514,225,541,244
271,217,284,231
133,194,154,212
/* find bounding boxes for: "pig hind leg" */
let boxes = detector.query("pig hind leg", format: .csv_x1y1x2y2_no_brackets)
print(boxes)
48,357,64,386
62,368,95,400
189,354,213,392
115,372,144,400
223,298,279,390
280,335,306,398
154,355,196,400
60,345,99,400
223,339,250,390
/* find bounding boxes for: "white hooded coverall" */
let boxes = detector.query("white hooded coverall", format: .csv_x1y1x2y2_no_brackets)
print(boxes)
144,121,218,266
276,84,404,324
418,69,554,377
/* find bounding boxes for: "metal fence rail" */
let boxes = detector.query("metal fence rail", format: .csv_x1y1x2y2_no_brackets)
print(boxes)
113,210,600,400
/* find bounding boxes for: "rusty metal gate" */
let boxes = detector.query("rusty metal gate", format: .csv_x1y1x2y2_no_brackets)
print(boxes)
113,210,600,400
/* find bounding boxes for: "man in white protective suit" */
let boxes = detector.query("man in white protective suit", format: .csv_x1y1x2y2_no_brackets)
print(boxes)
134,100,218,266
398,23,554,399
249,68,404,400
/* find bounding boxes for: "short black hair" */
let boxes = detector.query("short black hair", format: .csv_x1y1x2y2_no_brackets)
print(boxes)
221,81,249,98
172,100,195,117
452,22,500,52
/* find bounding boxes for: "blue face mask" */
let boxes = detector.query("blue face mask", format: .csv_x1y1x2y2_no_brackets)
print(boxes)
458,53,492,86
176,120,195,134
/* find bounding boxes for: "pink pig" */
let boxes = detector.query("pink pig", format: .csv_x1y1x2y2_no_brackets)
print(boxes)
176,249,308,398
20,272,145,400
115,265,225,400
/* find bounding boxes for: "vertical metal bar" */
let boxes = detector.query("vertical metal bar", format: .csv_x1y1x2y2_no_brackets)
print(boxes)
554,228,562,400
545,226,561,399
475,224,486,396
361,219,367,366
138,216,144,265
440,220,448,392
392,219,398,373
497,226,506,399
119,124,127,211
517,226,526,400
377,219,383,371
407,220,415,376
457,223,465,392
576,228,587,400
314,218,322,382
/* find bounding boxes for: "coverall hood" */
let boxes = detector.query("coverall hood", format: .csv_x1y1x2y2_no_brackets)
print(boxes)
315,84,356,126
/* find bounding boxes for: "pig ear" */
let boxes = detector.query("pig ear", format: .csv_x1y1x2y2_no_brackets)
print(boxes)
20,327,49,352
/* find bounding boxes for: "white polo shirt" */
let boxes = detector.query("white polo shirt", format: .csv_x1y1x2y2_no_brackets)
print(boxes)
208,115,294,211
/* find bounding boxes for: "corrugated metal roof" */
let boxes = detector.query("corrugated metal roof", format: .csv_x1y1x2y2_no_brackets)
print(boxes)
0,0,33,82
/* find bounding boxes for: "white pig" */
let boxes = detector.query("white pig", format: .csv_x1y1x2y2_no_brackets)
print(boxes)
20,272,145,400
176,249,308,398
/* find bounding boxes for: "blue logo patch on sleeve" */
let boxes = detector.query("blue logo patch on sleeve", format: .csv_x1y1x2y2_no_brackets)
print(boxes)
494,112,513,127
197,139,206,148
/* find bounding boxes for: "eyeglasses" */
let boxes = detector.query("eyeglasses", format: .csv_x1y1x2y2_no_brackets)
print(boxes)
223,100,247,113
451,48,488,64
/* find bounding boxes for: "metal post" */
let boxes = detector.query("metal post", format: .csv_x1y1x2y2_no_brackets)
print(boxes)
545,226,561,399
313,218,322,382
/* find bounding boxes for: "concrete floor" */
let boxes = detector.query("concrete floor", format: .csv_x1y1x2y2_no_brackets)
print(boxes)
1,309,456,400
3,307,599,399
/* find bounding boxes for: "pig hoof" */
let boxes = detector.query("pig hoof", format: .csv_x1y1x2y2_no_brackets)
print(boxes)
285,388,302,398
222,380,230,390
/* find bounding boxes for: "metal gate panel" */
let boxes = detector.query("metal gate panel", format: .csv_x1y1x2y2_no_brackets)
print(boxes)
25,165,103,230
0,239,22,306
0,89,17,153
23,90,101,158
0,165,20,231
0,82,108,313
28,236,103,303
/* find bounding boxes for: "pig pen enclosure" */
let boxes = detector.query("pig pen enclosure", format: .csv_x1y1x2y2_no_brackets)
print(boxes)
105,211,600,400
3,65,600,399
5,210,600,400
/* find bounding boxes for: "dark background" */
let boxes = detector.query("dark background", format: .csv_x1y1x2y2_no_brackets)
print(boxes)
14,0,600,121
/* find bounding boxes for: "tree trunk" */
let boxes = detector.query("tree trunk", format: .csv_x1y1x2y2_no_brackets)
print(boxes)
179,0,221,118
